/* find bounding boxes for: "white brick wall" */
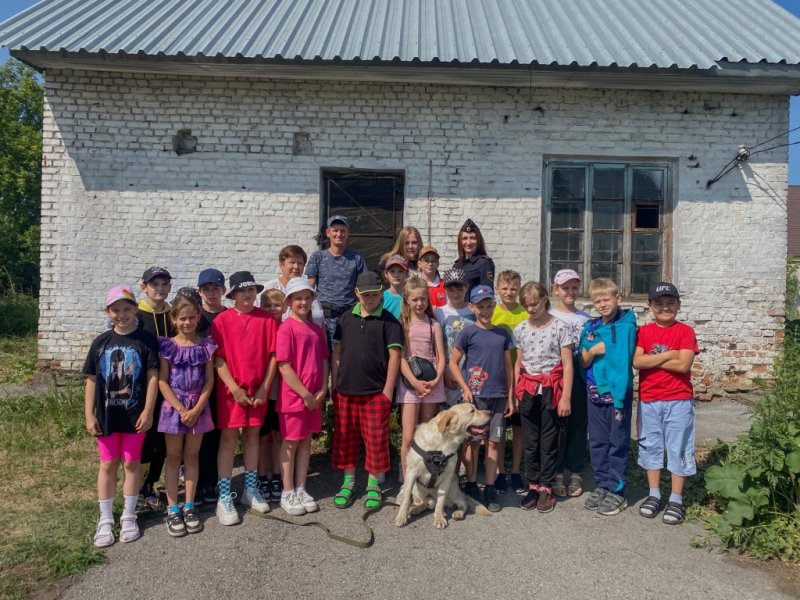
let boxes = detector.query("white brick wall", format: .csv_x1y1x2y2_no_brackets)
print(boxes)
40,69,788,394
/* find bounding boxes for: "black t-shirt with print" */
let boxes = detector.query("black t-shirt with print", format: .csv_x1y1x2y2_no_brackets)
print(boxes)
83,328,159,435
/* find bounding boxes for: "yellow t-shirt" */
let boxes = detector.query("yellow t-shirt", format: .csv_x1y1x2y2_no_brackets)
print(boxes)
492,304,528,363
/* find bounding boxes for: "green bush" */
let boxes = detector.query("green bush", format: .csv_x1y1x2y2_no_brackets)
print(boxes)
0,291,38,336
704,322,800,561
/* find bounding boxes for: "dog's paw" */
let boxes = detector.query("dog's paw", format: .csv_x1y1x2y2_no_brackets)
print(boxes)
433,515,448,529
395,510,410,527
452,509,465,520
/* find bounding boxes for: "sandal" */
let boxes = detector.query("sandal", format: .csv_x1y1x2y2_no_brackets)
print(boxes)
364,480,382,509
638,495,663,518
333,475,356,509
552,474,567,498
567,474,583,497
662,501,685,525
119,514,140,543
93,517,115,548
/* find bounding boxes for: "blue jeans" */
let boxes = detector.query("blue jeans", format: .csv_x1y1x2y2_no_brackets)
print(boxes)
587,389,632,492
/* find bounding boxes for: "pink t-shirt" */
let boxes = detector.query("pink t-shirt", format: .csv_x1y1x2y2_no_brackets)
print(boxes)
276,317,329,413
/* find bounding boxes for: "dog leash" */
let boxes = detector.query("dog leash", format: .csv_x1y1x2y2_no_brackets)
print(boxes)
247,501,399,548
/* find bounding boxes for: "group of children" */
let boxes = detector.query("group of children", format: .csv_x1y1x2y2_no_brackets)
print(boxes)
84,240,698,547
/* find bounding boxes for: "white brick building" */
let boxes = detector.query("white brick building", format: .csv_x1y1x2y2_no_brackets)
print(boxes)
2,0,800,397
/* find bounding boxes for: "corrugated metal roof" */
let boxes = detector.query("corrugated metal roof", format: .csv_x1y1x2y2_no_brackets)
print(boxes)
1,0,799,69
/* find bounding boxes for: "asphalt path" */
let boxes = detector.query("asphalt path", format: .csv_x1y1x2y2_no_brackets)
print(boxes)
61,401,790,600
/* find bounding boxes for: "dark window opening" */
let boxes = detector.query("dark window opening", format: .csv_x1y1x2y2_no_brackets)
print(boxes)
321,169,405,269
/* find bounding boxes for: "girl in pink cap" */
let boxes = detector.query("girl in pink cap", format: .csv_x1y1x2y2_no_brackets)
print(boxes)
83,285,160,547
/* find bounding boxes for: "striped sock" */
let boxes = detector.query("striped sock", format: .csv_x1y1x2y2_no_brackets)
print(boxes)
183,501,194,510
218,477,232,499
168,504,180,515
244,470,258,491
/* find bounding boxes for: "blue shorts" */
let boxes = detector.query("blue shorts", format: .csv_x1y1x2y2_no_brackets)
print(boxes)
636,399,696,477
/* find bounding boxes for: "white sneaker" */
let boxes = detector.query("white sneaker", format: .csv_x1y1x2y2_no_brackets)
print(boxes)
216,493,240,526
296,490,319,513
241,486,270,513
280,492,306,516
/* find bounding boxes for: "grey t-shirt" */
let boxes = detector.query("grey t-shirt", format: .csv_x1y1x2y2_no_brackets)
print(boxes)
305,249,366,308
513,319,572,375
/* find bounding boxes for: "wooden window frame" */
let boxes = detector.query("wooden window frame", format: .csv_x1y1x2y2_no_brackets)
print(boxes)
543,160,672,299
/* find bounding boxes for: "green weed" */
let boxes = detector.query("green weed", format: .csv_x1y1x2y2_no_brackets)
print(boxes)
701,322,800,562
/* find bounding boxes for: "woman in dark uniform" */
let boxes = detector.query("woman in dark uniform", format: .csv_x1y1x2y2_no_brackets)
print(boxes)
453,218,495,291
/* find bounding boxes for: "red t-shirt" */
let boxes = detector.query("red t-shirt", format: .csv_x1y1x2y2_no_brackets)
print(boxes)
428,279,447,308
636,321,699,402
211,307,277,398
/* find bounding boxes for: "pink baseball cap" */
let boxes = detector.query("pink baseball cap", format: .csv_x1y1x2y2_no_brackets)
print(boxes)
384,254,409,271
105,284,137,307
554,269,581,285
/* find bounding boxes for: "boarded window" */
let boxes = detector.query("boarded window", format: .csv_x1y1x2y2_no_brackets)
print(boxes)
321,169,405,269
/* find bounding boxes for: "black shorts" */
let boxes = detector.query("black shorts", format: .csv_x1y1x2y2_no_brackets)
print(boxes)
259,399,280,437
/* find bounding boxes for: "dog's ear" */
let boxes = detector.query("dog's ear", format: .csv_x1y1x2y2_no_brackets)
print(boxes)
437,412,455,433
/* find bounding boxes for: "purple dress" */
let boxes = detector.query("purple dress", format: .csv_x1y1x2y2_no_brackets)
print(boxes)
157,336,216,435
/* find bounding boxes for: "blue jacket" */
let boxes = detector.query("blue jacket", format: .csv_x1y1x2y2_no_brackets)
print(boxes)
578,308,637,408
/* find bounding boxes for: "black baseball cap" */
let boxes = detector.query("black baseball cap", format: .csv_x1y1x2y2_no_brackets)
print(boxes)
355,271,383,293
142,266,172,283
648,282,680,301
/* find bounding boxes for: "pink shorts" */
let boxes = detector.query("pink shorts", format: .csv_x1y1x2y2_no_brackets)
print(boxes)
96,432,146,462
279,408,322,441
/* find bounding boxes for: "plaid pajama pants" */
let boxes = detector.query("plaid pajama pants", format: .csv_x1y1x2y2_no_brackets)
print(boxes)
332,391,391,473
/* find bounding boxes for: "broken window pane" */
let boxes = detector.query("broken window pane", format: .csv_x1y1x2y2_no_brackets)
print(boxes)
634,204,660,229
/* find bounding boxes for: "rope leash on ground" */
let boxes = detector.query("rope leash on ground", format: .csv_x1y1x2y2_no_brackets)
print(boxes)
247,500,399,548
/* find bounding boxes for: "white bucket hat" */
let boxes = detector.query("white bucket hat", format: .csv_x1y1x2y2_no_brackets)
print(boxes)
284,276,317,301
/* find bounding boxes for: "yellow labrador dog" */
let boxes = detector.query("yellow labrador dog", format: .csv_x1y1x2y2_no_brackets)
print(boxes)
395,403,492,529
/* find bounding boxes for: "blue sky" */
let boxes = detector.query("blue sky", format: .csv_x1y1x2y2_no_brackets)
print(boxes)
1,0,798,184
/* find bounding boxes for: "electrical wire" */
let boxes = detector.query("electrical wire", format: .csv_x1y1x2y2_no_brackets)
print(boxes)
747,139,800,158
748,124,800,151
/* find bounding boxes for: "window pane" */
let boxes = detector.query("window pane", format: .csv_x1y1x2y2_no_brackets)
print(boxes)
593,200,623,230
592,232,622,263
631,233,661,263
551,231,583,262
593,169,624,200
591,262,621,283
631,264,661,294
634,204,660,229
553,167,585,199
633,169,663,201
552,199,584,230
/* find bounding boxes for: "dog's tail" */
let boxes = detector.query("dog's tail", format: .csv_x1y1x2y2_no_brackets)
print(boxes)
464,495,492,517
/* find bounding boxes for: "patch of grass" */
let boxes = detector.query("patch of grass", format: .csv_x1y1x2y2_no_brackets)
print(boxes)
0,335,37,384
0,293,37,337
0,386,104,598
